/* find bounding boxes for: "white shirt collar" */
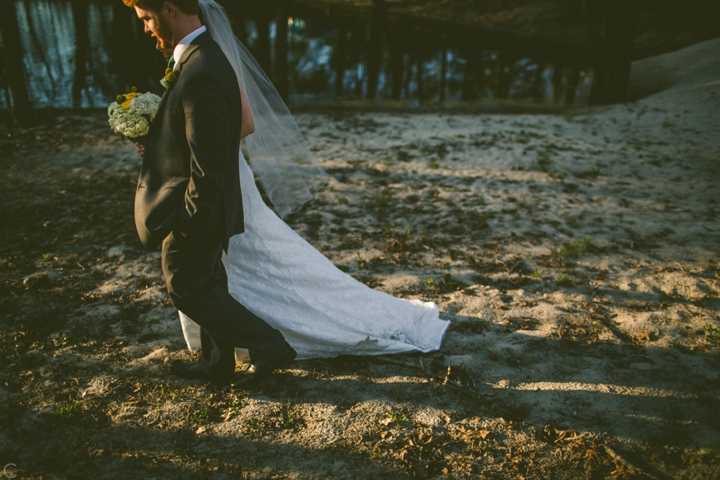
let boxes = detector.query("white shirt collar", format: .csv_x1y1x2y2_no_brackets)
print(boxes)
172,25,207,70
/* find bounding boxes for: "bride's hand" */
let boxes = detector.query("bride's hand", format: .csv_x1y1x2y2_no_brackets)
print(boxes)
136,143,145,158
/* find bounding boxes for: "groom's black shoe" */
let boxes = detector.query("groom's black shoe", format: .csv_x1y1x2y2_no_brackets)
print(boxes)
170,354,235,384
230,346,296,390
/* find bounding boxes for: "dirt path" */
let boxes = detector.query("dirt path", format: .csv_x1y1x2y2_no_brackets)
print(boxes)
0,40,719,479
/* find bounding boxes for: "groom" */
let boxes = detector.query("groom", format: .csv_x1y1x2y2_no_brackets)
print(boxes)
125,0,296,387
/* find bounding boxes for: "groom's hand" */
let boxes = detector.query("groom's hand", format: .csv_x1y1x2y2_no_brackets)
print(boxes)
136,143,145,158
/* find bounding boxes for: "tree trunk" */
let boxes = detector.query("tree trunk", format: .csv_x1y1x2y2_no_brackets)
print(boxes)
365,0,384,99
564,67,580,105
137,19,163,93
461,51,480,101
388,27,403,101
551,65,563,104
532,62,546,102
111,2,138,93
0,0,31,123
402,53,411,100
334,24,347,97
0,40,10,108
71,0,90,108
274,2,289,102
589,0,640,105
496,52,514,99
439,49,447,103
220,0,247,44
354,61,363,98
414,55,424,103
254,9,272,78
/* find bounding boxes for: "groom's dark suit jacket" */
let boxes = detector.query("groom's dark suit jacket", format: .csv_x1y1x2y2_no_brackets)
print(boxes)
134,32,243,251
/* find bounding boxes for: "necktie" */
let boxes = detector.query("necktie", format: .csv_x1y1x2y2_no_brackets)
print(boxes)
167,55,175,71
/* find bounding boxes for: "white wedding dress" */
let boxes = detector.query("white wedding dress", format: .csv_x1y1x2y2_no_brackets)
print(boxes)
178,152,450,360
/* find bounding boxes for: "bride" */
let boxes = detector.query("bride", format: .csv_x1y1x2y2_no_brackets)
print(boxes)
149,0,449,365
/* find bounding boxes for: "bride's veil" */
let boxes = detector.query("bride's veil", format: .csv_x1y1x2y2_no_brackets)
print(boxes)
198,0,328,218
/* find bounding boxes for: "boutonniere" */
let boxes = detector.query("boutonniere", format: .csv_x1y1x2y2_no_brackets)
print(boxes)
160,68,177,90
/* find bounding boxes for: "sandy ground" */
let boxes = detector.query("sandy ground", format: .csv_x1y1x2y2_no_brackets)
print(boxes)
1,39,719,479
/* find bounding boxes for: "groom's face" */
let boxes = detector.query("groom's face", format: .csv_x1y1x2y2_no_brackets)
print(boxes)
134,3,175,53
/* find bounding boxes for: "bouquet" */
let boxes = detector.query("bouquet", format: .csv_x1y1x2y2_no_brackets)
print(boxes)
107,86,162,139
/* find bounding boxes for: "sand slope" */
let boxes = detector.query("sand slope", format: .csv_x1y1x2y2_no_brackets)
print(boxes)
0,39,718,478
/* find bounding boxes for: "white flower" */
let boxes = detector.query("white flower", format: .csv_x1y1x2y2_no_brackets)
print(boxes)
107,92,162,138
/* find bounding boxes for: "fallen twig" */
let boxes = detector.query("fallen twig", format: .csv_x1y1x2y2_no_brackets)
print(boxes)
601,444,660,480
373,357,426,371
442,371,491,402
558,431,592,442
333,393,352,411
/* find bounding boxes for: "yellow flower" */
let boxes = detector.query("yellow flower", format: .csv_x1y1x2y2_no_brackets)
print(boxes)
125,92,138,100
166,72,177,83
165,68,173,76
121,99,132,109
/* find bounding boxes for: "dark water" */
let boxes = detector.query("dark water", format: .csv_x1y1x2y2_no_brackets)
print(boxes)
0,0,593,110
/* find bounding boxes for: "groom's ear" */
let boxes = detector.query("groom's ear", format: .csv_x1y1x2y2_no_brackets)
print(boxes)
162,1,176,18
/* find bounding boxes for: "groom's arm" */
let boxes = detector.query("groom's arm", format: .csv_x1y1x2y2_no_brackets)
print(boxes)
174,69,240,239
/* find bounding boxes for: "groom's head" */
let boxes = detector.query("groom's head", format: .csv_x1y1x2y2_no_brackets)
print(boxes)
124,0,201,53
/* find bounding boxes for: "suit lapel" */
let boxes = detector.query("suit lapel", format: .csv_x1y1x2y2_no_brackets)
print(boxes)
174,31,212,76
149,32,212,133
149,90,170,131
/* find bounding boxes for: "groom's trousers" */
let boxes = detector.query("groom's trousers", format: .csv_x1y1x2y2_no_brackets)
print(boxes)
161,219,287,362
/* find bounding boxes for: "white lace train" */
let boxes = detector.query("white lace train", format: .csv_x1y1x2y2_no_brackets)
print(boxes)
179,153,450,360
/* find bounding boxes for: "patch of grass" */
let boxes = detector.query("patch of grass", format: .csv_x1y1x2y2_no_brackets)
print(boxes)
705,324,720,347
282,411,295,429
397,150,414,162
54,401,80,417
556,274,573,287
529,269,543,279
376,190,391,209
192,409,209,424
575,168,600,179
536,151,552,172
550,238,601,265
424,277,436,287
355,252,366,269
560,243,583,259
448,224,466,235
241,417,259,437
385,411,409,423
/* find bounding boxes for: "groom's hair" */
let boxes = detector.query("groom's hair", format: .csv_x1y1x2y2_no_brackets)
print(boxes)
122,0,199,15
